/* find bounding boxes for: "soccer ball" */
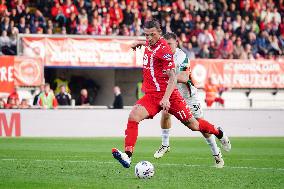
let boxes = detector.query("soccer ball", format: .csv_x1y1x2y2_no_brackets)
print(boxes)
134,161,155,179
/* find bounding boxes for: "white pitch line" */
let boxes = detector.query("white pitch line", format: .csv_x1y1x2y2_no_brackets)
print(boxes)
159,162,284,171
139,156,284,162
52,155,284,162
1,158,284,172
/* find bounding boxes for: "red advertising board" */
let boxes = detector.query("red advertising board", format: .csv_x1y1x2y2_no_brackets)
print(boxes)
21,36,284,88
0,56,15,93
22,37,140,67
0,56,43,93
14,56,44,86
190,59,284,88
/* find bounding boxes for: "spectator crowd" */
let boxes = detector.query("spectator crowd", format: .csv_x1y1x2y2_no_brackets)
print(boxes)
0,83,94,109
0,83,125,109
0,0,283,59
0,70,126,109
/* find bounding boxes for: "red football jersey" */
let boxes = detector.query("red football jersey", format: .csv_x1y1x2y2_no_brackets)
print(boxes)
142,38,175,93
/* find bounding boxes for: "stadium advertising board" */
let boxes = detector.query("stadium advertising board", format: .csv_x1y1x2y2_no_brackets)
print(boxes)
22,37,143,67
0,56,14,93
0,109,284,137
191,59,284,88
0,56,43,93
0,112,21,137
21,36,284,88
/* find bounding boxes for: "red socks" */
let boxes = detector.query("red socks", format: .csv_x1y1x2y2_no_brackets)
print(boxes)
124,119,219,155
198,119,219,136
124,120,139,154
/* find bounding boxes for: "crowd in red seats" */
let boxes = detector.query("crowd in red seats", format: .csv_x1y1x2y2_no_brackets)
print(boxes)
0,88,31,109
0,0,283,59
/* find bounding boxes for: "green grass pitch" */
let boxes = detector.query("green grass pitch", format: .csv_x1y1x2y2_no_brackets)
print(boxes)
0,137,283,189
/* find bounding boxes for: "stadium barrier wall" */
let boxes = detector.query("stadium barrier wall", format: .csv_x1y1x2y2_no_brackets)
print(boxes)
1,108,283,137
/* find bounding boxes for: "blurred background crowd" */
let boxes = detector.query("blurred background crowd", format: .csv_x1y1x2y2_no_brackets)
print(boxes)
0,0,283,59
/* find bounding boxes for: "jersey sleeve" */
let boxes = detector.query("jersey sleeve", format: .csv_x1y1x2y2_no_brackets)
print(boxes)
158,45,175,72
179,57,190,71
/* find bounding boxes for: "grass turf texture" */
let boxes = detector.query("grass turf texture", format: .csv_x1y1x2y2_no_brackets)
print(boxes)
0,137,283,189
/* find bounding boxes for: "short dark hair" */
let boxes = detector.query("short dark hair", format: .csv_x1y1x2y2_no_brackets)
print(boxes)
163,32,177,40
144,19,161,30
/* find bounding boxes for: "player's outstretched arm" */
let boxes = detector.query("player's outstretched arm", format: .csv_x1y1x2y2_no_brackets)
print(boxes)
131,40,146,50
177,70,190,84
177,58,191,84
160,69,177,112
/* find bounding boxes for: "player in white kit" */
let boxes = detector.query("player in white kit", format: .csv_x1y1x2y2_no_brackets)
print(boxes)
153,32,226,168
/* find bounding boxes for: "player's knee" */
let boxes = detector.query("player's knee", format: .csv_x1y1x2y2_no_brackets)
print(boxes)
129,105,149,122
128,106,140,121
184,118,199,131
128,112,140,122
163,112,171,121
128,110,144,122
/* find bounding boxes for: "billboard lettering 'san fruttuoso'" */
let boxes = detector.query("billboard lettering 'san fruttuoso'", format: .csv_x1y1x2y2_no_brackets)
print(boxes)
190,59,284,88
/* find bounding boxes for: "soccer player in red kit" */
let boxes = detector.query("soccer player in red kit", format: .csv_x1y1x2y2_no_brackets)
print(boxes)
112,19,231,168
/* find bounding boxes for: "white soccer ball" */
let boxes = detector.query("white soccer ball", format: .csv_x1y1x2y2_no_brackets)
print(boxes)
134,161,155,179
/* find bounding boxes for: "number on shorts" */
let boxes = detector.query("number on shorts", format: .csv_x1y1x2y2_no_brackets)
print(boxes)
177,110,187,119
193,104,201,112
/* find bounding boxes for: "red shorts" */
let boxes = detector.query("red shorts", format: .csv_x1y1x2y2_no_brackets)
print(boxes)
206,97,225,107
136,89,193,123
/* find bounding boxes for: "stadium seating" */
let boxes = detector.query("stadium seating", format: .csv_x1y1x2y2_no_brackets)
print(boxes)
0,0,283,108
0,0,283,59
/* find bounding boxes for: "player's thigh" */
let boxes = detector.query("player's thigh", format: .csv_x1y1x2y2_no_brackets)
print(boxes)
168,92,193,124
187,95,204,119
132,94,161,121
160,111,172,129
185,117,199,131
129,104,150,122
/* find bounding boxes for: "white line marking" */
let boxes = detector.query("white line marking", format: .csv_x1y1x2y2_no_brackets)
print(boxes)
1,158,284,171
138,156,284,162
50,155,283,162
159,162,284,171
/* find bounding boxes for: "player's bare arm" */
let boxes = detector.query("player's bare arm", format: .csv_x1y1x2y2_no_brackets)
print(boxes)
131,40,146,50
177,70,190,84
160,69,177,112
177,58,191,84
